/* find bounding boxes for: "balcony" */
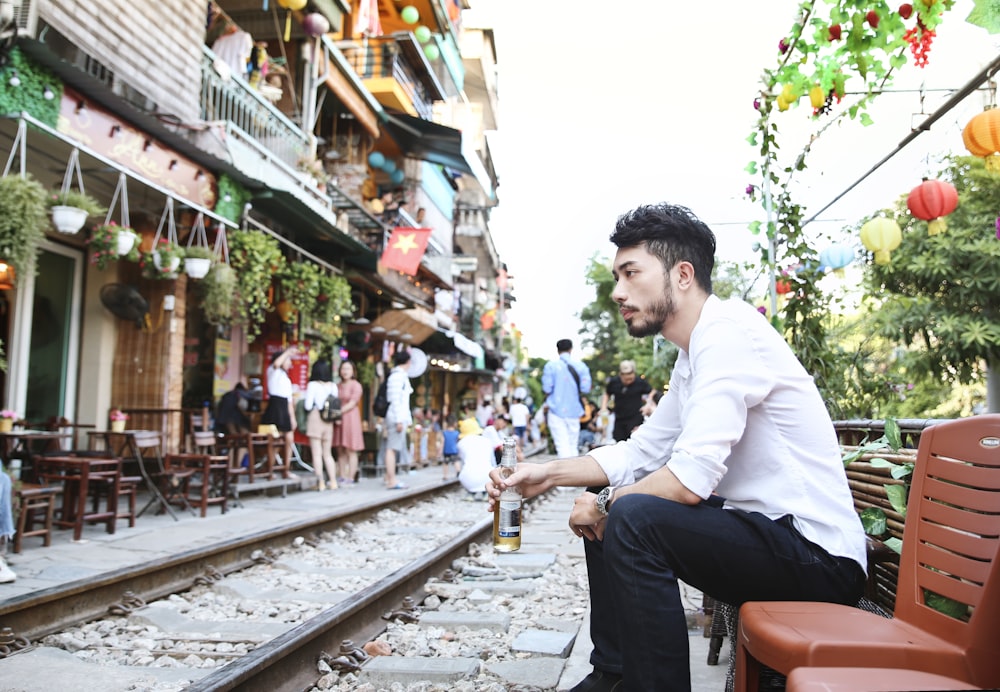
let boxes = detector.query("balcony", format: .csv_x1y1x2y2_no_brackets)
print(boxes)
336,33,447,119
200,46,309,169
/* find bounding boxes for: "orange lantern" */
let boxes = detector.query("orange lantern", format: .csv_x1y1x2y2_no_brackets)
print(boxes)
775,278,793,294
962,108,1000,171
0,260,14,290
906,178,958,236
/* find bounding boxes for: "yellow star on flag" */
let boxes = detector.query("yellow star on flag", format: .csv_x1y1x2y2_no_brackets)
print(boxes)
392,232,419,254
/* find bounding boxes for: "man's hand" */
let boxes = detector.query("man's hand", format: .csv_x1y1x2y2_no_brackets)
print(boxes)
570,491,607,541
396,422,404,433
485,462,551,512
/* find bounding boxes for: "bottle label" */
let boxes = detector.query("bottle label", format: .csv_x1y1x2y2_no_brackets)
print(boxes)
498,500,521,538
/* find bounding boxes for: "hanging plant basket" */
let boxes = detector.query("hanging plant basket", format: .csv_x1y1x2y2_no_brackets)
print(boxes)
89,222,140,271
117,228,138,256
47,149,105,235
182,213,214,280
50,205,90,234
141,197,184,279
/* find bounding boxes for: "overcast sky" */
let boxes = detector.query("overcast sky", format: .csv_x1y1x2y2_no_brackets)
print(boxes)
467,0,999,359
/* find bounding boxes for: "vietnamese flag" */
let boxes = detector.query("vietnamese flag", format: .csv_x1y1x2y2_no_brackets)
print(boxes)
380,227,432,276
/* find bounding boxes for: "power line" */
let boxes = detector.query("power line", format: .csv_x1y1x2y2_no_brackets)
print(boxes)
803,53,1000,228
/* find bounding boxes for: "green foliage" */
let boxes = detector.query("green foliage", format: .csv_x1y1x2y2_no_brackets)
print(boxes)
864,157,1000,397
214,175,252,224
279,261,354,347
229,230,285,342
0,173,48,281
748,1,959,414
183,245,215,260
47,189,106,217
199,264,238,327
0,48,62,125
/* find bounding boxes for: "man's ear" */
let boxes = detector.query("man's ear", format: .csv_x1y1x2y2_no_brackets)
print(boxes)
675,261,696,290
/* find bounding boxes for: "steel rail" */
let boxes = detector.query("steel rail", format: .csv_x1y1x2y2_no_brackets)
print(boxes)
187,515,494,692
0,484,451,641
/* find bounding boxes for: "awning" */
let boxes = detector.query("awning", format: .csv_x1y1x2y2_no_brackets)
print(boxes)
369,308,437,344
379,110,473,175
420,328,485,361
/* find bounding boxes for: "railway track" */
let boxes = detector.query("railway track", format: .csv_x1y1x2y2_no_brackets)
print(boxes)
0,477,589,691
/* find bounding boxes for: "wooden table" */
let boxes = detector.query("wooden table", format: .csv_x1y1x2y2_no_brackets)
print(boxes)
0,429,74,482
34,455,121,541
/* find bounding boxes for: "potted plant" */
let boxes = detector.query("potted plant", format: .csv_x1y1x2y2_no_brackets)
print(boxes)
229,229,286,342
109,408,129,432
140,238,184,279
47,189,106,235
199,262,238,326
88,222,140,271
0,174,48,283
0,409,19,433
183,245,214,280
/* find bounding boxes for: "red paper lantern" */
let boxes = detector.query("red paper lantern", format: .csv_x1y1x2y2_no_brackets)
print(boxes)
962,108,1000,170
906,178,958,236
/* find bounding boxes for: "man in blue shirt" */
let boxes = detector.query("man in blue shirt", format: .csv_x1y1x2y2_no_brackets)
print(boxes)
542,338,592,458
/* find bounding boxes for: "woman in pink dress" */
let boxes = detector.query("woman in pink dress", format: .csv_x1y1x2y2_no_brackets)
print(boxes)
333,360,365,484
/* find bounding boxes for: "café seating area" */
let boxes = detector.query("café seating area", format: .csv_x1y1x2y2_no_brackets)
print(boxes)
3,410,307,553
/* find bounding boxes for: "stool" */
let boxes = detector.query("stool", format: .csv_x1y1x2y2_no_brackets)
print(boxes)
14,484,60,553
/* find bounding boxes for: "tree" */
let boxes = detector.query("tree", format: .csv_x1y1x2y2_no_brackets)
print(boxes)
865,156,1000,412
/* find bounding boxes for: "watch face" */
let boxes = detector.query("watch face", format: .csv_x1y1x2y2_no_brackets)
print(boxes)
597,487,611,515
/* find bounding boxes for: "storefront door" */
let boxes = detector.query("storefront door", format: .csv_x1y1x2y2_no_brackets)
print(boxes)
7,241,83,424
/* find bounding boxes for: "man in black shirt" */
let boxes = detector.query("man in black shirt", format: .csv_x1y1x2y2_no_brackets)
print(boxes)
600,360,652,441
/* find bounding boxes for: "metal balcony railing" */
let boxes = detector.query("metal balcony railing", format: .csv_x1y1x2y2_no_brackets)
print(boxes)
199,46,308,168
336,38,435,119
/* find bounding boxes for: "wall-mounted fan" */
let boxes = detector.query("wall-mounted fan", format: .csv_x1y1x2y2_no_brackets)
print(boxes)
100,283,150,330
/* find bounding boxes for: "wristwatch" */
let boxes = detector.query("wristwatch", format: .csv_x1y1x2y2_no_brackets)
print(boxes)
595,486,615,516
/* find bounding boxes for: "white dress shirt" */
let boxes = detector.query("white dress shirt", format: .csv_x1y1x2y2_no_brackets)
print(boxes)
589,295,867,569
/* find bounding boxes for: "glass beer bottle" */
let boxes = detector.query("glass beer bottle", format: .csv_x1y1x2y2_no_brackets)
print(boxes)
493,436,522,552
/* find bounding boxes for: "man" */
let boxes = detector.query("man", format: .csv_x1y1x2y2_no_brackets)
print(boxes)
488,203,867,692
600,360,652,442
542,338,592,458
382,350,413,490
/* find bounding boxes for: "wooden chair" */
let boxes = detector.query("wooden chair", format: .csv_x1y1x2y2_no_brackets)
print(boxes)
129,431,188,521
163,453,226,517
192,430,241,508
735,415,1000,691
13,484,60,552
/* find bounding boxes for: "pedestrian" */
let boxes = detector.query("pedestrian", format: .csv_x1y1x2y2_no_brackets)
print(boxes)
600,359,652,441
456,418,493,499
441,414,460,480
0,466,15,583
382,350,412,490
333,360,364,486
260,345,298,472
541,338,592,458
508,396,530,447
303,359,338,491
577,397,601,453
488,202,866,692
214,381,251,435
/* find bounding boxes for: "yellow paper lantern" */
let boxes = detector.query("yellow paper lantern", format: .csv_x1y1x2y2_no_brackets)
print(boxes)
962,108,1000,171
277,0,307,9
860,218,902,265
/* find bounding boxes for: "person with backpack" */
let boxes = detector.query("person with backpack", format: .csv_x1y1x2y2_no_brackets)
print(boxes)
382,350,412,490
303,359,338,491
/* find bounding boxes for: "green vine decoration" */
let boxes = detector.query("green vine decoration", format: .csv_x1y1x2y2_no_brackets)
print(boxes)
747,0,957,386
229,229,285,342
213,174,252,224
313,272,354,345
0,47,62,126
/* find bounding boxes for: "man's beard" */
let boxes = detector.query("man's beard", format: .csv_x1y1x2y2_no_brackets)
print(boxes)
624,293,675,338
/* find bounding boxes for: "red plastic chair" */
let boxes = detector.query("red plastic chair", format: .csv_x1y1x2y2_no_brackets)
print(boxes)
735,414,1000,691
785,666,983,691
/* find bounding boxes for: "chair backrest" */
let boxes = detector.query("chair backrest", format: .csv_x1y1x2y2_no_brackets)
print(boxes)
191,430,221,453
896,414,1000,686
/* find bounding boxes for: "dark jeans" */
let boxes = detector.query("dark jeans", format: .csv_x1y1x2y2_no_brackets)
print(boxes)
585,493,865,692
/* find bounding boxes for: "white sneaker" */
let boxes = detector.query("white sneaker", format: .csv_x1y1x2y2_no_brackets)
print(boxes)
0,558,16,583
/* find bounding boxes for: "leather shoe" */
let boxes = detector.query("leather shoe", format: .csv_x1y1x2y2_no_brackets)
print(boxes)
569,669,623,692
